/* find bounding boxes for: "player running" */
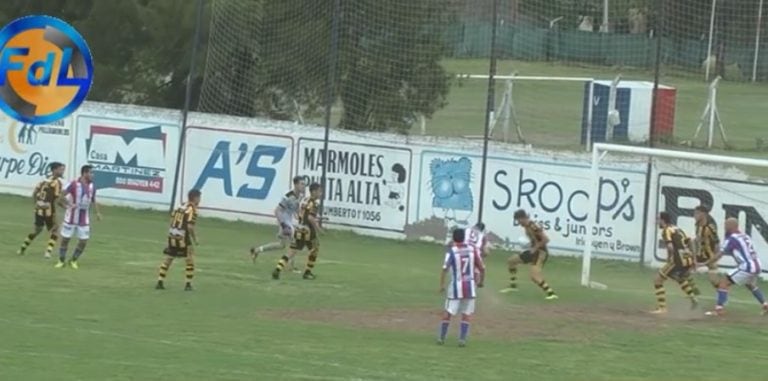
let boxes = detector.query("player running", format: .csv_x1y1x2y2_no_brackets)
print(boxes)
705,218,768,316
693,205,721,290
56,165,102,269
156,189,202,291
651,212,698,314
437,228,485,347
500,209,558,300
272,182,323,280
464,222,490,258
17,162,66,258
250,176,306,272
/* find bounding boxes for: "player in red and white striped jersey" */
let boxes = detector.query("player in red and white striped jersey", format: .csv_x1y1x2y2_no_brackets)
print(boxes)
56,165,102,269
438,228,485,347
464,222,490,258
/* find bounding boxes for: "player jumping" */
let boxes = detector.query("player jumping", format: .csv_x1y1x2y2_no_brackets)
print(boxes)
250,176,306,272
438,228,485,347
56,165,102,269
272,182,323,280
651,212,698,314
500,209,558,300
692,205,721,291
705,218,768,316
17,162,66,258
464,222,490,258
156,189,202,291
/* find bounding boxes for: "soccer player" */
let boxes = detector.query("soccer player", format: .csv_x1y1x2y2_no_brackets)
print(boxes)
500,209,558,300
464,222,490,258
156,189,202,291
651,212,698,314
693,205,720,290
272,182,323,280
437,228,485,347
56,165,102,269
705,218,768,316
250,176,306,272
17,162,66,258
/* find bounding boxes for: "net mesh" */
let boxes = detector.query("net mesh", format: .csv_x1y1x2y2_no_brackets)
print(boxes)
584,147,768,289
199,0,768,150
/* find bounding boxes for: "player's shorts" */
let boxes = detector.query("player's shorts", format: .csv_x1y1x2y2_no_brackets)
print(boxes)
658,262,692,281
290,237,318,252
277,222,294,240
727,268,760,286
34,214,55,230
60,223,90,240
444,298,476,316
520,249,548,267
163,236,192,258
695,251,718,270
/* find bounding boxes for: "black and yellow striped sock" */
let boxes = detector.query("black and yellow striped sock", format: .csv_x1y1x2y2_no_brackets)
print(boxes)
537,280,556,296
19,233,36,253
686,275,701,295
45,233,58,256
304,252,318,274
158,262,171,281
275,255,289,273
185,262,194,285
654,284,667,309
679,279,696,300
508,267,517,288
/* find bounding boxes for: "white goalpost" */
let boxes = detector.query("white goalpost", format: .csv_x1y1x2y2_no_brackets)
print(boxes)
581,143,768,289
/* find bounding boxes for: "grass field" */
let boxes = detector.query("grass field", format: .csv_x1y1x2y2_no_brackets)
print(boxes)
1,193,767,381
418,59,768,154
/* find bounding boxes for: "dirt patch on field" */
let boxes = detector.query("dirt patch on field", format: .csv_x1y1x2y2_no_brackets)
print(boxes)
259,301,667,342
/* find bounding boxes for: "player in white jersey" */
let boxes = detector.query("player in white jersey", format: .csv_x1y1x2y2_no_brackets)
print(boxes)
250,176,306,270
438,228,485,347
56,165,102,269
464,222,490,258
706,218,768,316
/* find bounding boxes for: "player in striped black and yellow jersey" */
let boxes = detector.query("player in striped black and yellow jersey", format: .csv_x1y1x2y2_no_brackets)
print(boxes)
500,209,558,300
652,212,698,314
17,162,66,258
694,205,721,288
156,189,201,291
272,182,323,280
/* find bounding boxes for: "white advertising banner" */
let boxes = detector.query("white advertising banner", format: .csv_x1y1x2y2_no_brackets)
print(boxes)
655,174,768,273
0,115,73,195
296,138,412,232
413,150,647,259
181,126,294,217
74,115,180,208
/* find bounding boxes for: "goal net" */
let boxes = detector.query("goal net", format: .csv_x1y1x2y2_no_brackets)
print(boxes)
582,143,768,289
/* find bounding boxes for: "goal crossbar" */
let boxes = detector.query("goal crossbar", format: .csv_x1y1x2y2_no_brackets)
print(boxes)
581,143,768,287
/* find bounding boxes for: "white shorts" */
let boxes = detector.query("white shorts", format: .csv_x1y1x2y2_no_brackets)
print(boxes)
728,268,759,286
444,298,476,316
277,222,294,239
60,223,90,240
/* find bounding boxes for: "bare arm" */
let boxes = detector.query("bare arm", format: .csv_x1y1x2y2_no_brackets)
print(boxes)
533,229,549,251
439,268,448,293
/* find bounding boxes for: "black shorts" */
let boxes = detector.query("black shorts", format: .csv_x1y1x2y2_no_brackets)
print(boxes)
163,236,192,258
290,237,318,251
696,251,718,269
520,249,548,267
658,262,692,281
34,214,55,230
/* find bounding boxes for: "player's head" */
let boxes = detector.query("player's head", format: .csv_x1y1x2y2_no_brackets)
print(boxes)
513,209,528,224
49,162,65,178
309,182,322,198
693,205,710,223
724,217,739,234
474,222,485,232
293,176,306,193
187,189,202,205
80,165,93,181
452,227,465,243
657,212,672,228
